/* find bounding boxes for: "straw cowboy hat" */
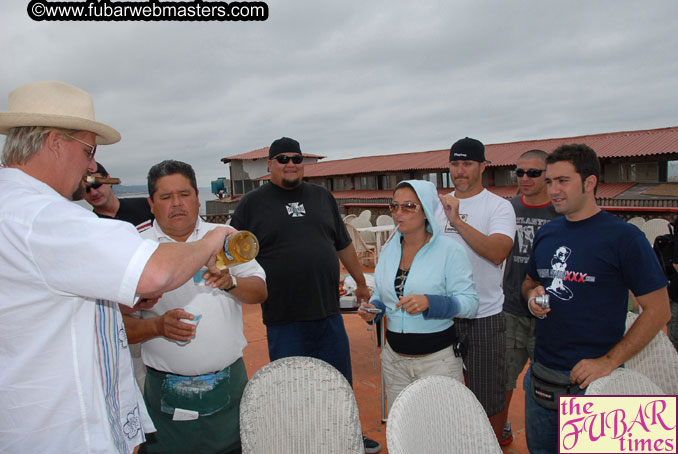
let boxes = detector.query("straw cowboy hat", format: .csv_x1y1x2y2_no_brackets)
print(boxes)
0,81,120,144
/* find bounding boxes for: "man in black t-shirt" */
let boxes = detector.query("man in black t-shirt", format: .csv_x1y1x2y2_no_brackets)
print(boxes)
231,137,381,453
85,161,153,232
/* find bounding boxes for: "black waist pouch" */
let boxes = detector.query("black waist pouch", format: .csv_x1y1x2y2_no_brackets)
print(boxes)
530,362,585,410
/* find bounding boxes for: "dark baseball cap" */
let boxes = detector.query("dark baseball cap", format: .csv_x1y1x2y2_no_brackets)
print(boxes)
269,137,302,159
449,137,491,163
94,161,109,176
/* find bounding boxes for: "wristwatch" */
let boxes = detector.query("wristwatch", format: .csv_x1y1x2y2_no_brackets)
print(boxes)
224,275,237,292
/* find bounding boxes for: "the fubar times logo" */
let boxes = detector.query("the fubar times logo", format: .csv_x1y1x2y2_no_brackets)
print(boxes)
559,396,677,453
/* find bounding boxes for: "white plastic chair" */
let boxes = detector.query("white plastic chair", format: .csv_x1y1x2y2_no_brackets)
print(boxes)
343,214,357,224
376,214,393,226
345,222,377,266
624,311,678,395
375,214,397,254
386,376,501,454
239,357,363,454
641,218,670,246
585,368,664,395
350,216,377,245
358,209,372,222
627,216,645,229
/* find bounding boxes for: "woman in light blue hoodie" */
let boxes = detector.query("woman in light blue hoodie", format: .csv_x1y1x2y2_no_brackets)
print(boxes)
358,179,478,409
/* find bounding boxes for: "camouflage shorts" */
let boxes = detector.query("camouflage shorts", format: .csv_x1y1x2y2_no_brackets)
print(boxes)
504,311,536,390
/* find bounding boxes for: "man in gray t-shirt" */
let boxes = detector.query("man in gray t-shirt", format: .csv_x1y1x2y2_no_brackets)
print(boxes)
498,149,558,447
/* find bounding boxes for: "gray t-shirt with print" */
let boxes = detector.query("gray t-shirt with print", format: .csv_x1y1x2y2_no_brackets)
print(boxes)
502,195,559,317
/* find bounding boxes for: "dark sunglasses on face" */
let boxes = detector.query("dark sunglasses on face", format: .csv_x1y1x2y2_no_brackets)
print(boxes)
85,183,102,193
273,155,303,165
515,168,545,178
388,201,421,214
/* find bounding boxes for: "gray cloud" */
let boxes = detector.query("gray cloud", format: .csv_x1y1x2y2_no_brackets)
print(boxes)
2,0,677,189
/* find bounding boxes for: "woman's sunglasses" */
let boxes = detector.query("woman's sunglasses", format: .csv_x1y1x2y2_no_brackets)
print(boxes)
273,155,304,165
388,201,421,214
515,168,545,178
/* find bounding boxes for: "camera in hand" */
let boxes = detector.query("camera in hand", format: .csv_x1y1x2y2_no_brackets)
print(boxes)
531,294,550,309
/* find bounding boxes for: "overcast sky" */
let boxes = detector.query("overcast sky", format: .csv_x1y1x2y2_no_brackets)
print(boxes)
2,1,677,189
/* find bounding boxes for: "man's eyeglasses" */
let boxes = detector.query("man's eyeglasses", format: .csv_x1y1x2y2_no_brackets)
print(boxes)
388,201,421,214
515,168,545,178
273,155,303,165
64,133,97,159
85,183,102,193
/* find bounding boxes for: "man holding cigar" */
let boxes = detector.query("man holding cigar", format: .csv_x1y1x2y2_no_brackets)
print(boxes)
85,160,155,391
0,81,233,453
85,160,154,232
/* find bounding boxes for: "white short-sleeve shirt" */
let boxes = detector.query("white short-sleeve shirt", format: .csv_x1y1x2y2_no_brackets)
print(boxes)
139,218,266,376
0,168,158,453
436,188,516,317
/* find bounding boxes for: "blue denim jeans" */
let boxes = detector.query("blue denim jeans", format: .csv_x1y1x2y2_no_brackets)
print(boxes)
523,363,571,454
266,314,353,386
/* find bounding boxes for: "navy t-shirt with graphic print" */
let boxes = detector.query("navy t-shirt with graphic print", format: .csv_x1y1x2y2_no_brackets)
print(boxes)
231,182,351,325
525,210,666,371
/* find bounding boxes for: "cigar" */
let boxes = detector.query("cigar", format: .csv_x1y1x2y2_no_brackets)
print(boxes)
84,175,121,185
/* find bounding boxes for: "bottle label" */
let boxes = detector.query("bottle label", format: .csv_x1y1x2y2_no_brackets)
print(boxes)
223,234,235,262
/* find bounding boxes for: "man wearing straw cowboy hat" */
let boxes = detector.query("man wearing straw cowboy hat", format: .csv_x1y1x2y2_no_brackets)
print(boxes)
0,81,234,453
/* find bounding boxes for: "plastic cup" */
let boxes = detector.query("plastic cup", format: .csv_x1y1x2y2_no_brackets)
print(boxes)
175,305,202,345
192,268,207,285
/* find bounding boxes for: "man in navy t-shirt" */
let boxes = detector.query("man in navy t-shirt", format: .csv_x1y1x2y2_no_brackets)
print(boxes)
522,143,670,454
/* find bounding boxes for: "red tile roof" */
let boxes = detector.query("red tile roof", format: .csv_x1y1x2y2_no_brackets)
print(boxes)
331,187,518,201
595,182,637,199
227,126,678,176
332,186,518,200
221,147,325,163
331,190,393,200
484,127,678,166
485,186,519,199
302,149,448,177
328,183,634,202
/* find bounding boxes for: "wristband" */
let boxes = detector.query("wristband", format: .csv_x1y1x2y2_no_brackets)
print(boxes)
224,275,238,292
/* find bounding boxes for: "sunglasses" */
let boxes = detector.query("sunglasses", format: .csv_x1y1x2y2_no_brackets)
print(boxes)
388,201,421,214
515,168,545,178
85,183,102,193
64,133,97,159
273,155,303,165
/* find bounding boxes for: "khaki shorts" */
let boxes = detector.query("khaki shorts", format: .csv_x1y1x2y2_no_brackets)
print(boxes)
381,342,463,412
504,311,536,391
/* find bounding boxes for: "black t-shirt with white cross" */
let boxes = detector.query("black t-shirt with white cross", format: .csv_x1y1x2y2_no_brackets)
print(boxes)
231,182,351,325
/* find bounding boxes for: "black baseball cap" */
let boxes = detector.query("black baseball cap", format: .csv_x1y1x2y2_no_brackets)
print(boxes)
449,137,491,163
94,161,109,176
269,137,302,159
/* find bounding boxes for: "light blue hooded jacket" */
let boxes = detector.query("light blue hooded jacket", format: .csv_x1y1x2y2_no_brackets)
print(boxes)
369,180,478,334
